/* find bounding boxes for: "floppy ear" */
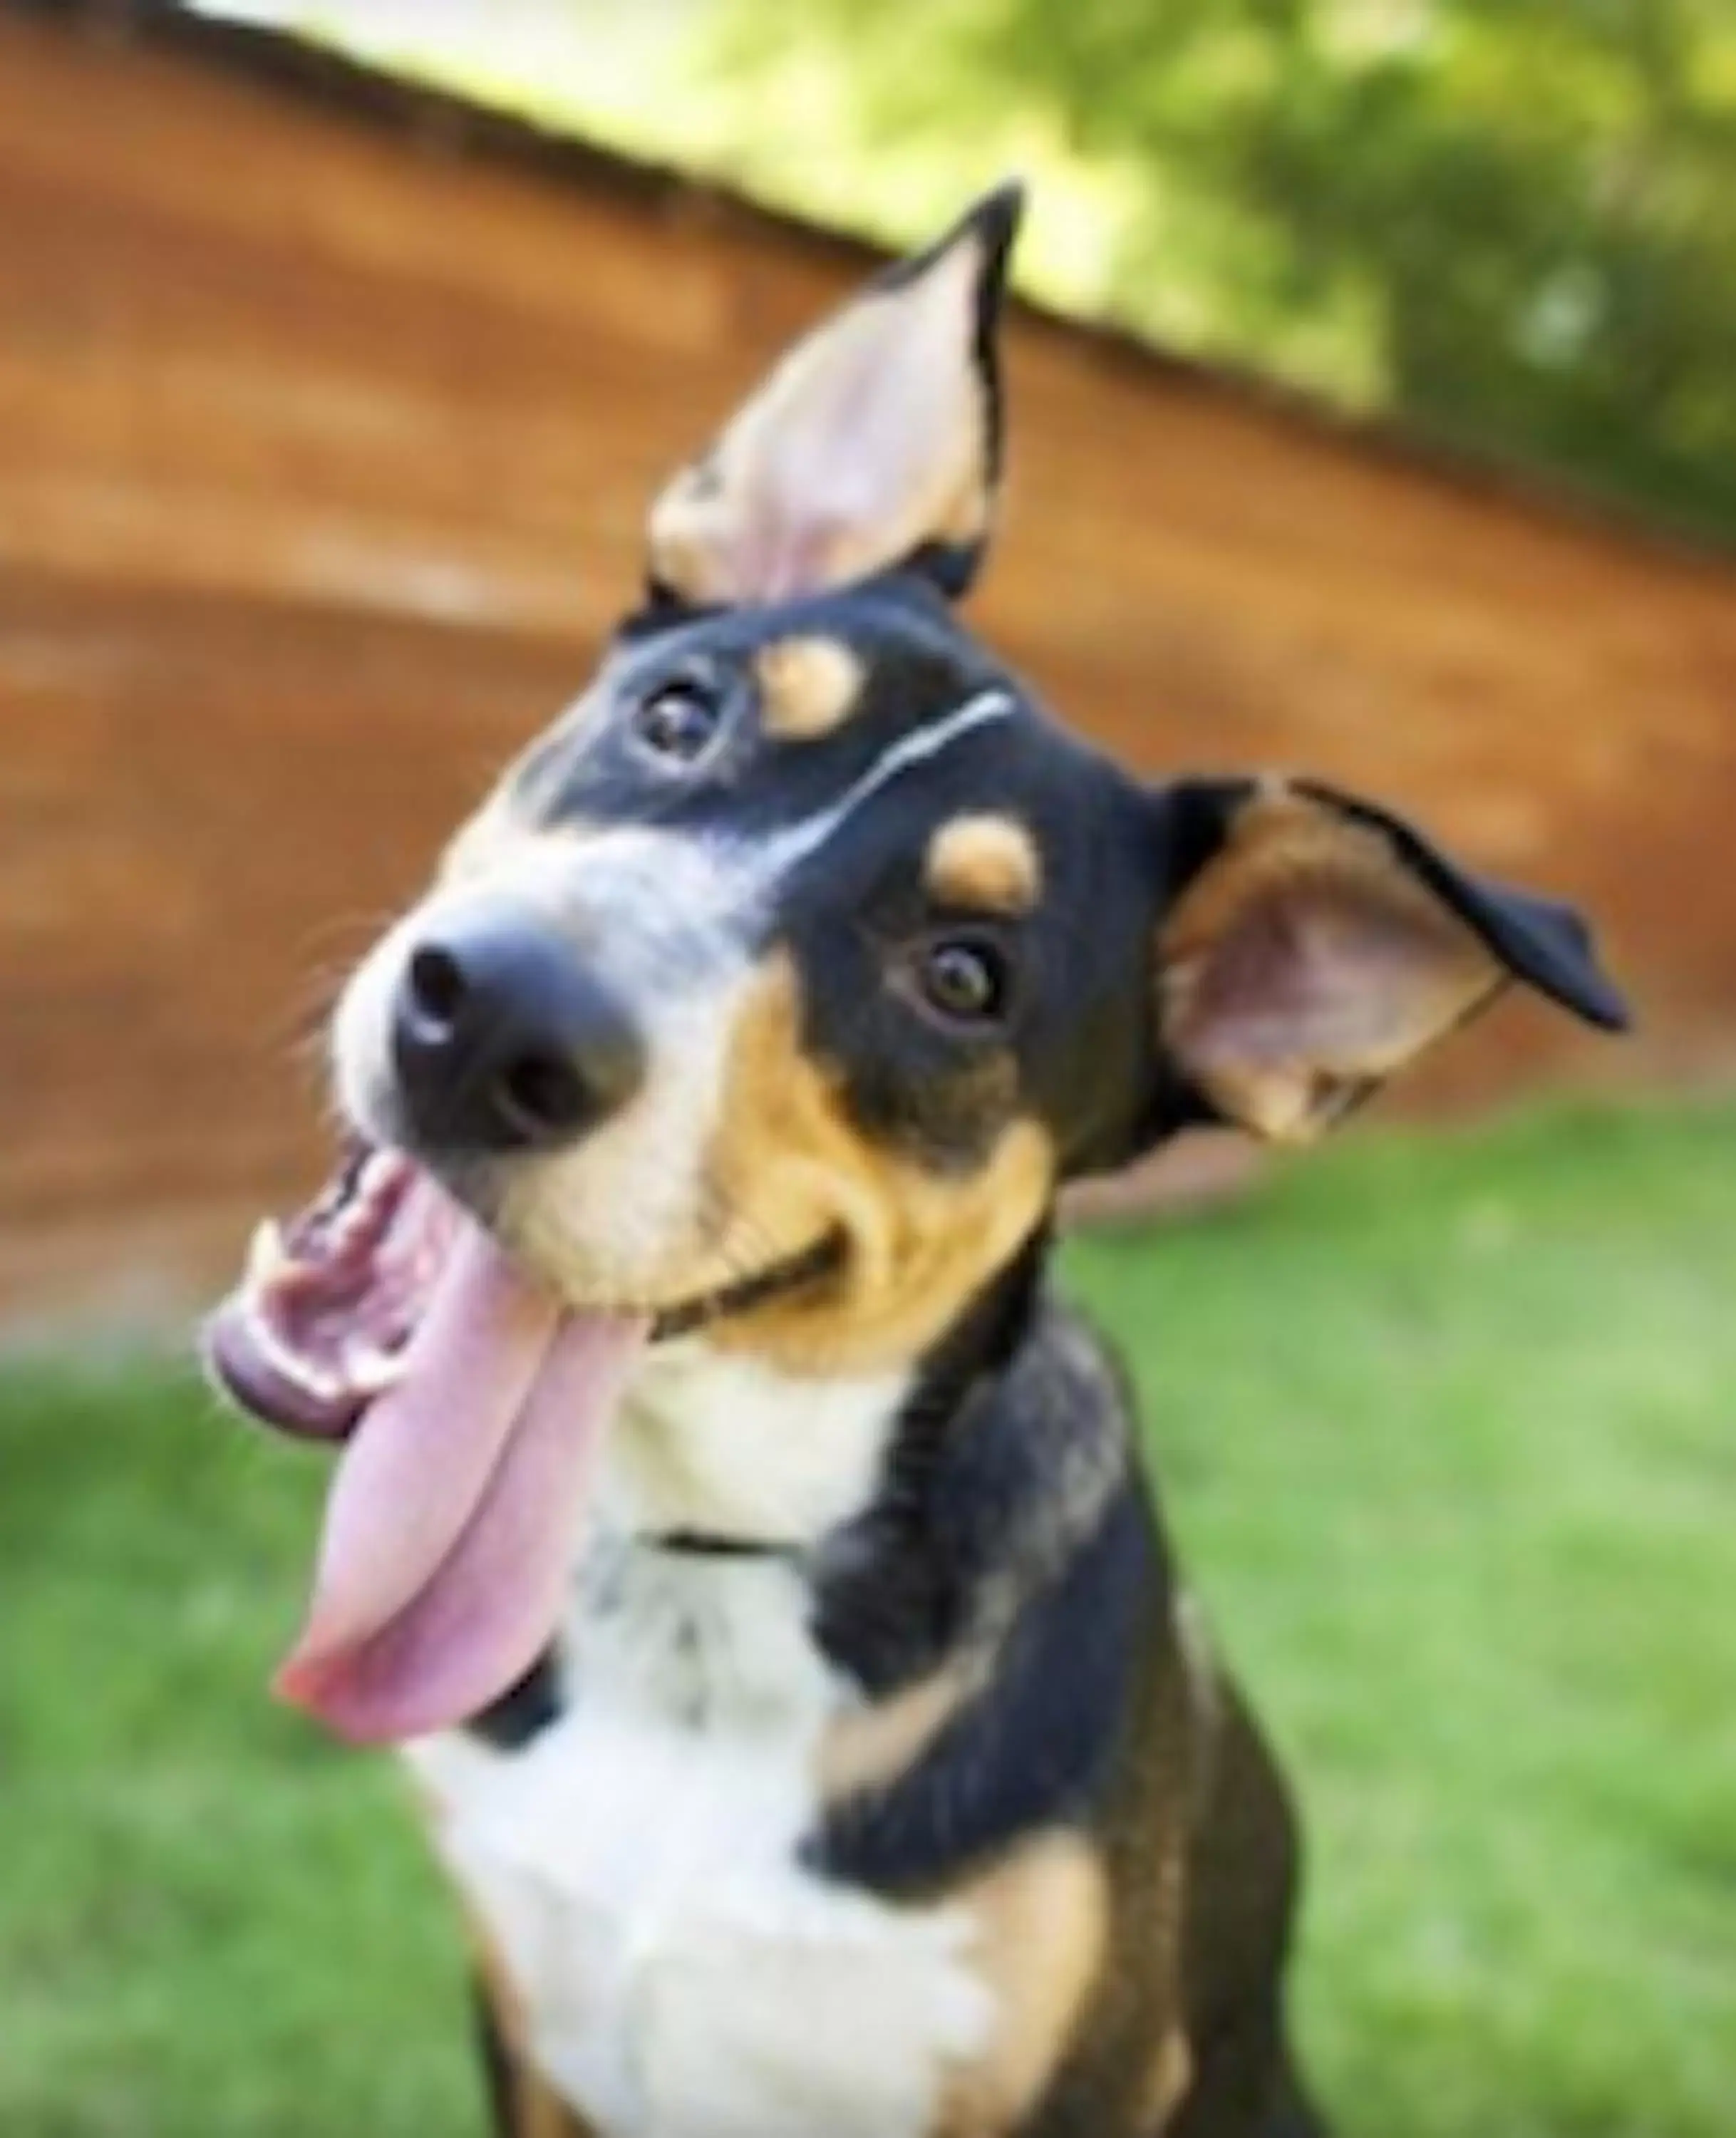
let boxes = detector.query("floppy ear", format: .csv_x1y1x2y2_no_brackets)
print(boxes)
646,183,1023,609
1155,778,1629,1142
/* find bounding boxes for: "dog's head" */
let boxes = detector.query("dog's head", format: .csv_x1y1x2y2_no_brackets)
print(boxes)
207,187,1626,1740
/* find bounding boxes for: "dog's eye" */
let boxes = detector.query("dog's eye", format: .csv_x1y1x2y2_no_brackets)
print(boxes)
918,937,1010,1026
632,679,724,765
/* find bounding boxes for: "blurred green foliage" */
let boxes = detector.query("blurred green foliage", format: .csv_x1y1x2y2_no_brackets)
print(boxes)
5,1097,1735,2131
279,0,1736,547
707,0,1736,548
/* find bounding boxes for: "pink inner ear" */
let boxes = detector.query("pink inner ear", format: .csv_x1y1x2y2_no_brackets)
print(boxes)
1189,888,1465,1069
1167,862,1500,1140
758,254,984,596
651,231,993,606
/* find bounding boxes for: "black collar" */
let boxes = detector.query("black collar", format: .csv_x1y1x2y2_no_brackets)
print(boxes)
639,1528,805,1562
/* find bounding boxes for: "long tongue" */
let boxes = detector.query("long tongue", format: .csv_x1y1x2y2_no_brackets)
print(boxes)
276,1220,647,1743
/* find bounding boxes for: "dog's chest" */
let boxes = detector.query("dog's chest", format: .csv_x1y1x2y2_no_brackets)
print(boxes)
405,1358,992,2138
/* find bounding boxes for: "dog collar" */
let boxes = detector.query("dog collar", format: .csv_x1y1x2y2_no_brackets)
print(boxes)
639,1529,805,1562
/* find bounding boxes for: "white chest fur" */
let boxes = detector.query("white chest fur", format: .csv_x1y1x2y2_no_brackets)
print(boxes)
404,1346,993,2138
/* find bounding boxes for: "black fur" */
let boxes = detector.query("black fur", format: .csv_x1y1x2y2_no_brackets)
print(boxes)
812,1470,1162,1892
468,1647,562,1751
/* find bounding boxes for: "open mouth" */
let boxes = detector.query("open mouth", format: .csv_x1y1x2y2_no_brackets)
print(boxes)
203,1141,835,1745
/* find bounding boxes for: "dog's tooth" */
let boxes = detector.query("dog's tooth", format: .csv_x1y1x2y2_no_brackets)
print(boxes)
346,1343,408,1397
246,1219,289,1289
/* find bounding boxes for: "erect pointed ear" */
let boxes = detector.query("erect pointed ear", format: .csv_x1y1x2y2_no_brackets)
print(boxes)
646,183,1023,609
1154,778,1630,1142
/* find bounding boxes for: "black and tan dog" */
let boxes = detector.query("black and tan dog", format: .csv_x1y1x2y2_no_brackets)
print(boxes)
206,187,1626,2138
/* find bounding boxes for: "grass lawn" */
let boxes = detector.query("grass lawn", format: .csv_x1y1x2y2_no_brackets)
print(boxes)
3,1098,1733,2137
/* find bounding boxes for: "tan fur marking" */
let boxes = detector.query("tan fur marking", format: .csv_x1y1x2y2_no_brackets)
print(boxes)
1140,2028,1195,2132
1160,783,1499,1142
1174,1590,1224,1826
703,956,1053,1375
818,1664,974,1807
936,1832,1111,2137
512,2073,597,2138
465,1914,601,2137
925,815,1043,915
469,1917,528,2050
755,636,865,740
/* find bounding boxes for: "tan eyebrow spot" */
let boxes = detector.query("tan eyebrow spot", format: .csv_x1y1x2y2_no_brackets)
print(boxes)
924,814,1043,914
755,636,864,740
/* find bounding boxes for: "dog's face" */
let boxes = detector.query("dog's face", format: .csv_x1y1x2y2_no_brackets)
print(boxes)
331,575,1163,1370
326,185,1623,1374
207,185,1626,1740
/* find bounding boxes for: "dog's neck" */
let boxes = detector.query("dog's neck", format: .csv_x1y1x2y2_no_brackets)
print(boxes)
596,1229,1055,1556
601,1341,915,1550
465,1229,1135,1795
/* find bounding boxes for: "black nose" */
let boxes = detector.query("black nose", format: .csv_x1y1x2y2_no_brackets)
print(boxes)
391,902,645,1154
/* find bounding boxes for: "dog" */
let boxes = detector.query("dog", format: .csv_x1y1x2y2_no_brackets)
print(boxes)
205,185,1627,2138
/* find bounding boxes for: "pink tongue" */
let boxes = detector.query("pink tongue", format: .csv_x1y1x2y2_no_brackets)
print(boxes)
276,1219,647,1743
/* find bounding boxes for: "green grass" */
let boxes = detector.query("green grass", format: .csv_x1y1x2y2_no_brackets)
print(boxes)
4,1099,1733,2137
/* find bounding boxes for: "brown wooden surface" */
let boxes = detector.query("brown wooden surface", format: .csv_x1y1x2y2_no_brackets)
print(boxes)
3,4,1733,1326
